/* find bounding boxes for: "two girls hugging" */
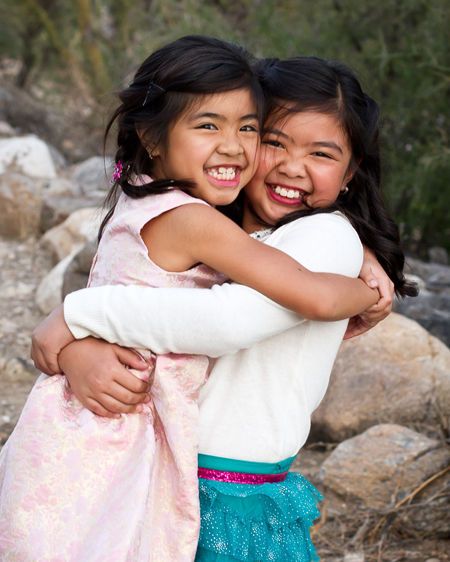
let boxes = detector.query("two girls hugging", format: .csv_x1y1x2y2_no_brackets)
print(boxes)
0,36,416,562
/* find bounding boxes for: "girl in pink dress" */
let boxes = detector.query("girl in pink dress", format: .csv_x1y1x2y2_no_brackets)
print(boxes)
0,37,380,561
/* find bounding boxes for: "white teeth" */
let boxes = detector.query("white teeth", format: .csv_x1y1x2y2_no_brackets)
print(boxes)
273,185,301,199
208,167,237,180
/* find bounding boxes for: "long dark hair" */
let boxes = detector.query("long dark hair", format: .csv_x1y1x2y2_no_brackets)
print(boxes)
99,35,265,238
249,56,416,297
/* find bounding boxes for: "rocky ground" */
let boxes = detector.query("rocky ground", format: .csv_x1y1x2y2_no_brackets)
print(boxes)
0,237,52,444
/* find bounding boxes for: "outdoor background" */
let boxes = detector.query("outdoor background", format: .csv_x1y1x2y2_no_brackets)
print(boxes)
0,2,449,561
0,0,449,254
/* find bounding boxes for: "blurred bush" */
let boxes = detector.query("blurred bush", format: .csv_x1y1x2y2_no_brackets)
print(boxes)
0,0,448,253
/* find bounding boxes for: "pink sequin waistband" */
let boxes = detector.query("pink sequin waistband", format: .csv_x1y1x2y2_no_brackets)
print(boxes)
198,467,288,484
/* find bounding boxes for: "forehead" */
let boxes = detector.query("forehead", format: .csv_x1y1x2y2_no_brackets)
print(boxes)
180,88,257,120
268,110,348,143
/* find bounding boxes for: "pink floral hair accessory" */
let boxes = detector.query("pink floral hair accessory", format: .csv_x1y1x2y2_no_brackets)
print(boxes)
112,160,124,182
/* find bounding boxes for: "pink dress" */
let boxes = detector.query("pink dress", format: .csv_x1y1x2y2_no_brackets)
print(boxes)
0,190,226,561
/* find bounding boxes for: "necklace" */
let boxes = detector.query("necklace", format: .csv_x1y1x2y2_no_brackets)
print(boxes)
250,228,273,241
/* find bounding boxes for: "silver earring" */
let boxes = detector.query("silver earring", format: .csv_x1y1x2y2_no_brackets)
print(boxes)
341,185,349,194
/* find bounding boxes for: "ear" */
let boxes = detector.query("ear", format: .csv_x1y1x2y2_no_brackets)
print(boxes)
136,127,160,158
343,158,360,187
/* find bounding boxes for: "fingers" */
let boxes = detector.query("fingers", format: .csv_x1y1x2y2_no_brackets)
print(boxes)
85,398,121,419
30,341,61,375
114,346,150,371
96,393,144,415
108,381,149,406
113,368,150,394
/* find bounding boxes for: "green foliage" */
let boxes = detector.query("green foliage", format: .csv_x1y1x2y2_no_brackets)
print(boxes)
0,0,448,252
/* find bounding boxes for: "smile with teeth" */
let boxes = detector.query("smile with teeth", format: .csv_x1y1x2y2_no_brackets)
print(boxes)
272,185,304,200
207,166,238,180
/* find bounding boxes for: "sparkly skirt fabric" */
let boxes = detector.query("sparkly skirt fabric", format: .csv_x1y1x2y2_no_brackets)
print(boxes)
195,472,322,562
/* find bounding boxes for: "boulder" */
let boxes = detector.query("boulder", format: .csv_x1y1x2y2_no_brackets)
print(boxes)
0,84,100,162
36,251,78,314
320,424,450,536
405,258,450,292
0,172,44,239
428,246,448,265
0,135,56,178
69,156,113,196
40,207,104,264
0,121,16,137
40,195,102,233
62,240,97,296
395,290,450,347
311,314,450,442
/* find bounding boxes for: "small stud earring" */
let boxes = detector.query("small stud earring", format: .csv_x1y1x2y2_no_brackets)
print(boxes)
341,185,349,194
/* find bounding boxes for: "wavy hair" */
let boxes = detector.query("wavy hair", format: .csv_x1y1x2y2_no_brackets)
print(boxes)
99,35,265,238
249,56,417,297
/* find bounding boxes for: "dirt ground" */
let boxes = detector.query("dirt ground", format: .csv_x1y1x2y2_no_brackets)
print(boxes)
0,236,448,561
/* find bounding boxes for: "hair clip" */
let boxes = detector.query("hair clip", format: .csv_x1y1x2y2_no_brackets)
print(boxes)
112,160,124,182
142,81,166,107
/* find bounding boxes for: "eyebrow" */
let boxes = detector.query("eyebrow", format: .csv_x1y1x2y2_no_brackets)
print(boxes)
264,128,344,154
311,141,343,154
263,127,290,139
189,112,259,122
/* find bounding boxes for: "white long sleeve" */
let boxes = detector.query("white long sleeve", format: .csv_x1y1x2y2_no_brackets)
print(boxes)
64,213,362,357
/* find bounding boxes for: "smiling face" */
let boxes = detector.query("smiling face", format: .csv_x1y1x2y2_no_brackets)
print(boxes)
242,110,354,232
151,88,260,207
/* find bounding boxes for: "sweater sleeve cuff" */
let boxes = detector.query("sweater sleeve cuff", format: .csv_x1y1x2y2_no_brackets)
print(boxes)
64,288,108,340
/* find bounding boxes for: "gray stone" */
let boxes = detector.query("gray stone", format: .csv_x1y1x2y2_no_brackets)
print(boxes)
343,554,365,562
40,195,102,233
428,246,448,265
405,258,450,287
0,121,16,137
69,156,113,195
0,135,56,178
0,172,44,239
40,206,105,264
311,314,450,442
394,291,450,346
320,424,450,536
62,240,97,296
35,251,77,314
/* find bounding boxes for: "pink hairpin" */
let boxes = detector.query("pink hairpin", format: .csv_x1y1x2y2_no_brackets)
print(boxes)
112,160,124,182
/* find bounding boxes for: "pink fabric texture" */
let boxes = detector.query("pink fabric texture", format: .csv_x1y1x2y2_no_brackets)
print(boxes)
197,468,288,484
0,190,226,561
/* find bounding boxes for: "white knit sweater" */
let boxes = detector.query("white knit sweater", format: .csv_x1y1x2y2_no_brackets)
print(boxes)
65,212,363,462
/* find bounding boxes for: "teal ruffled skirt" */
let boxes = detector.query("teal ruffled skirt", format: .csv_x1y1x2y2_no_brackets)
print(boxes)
195,472,322,562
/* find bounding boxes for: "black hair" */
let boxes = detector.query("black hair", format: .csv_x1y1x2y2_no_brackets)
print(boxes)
99,35,265,238
243,56,416,297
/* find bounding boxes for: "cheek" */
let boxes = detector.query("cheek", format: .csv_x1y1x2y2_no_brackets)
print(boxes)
258,147,280,177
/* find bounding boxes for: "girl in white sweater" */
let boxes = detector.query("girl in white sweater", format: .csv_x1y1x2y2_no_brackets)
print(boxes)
32,57,415,561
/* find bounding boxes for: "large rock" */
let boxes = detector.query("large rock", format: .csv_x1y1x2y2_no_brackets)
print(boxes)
40,195,101,233
0,121,16,137
40,207,104,263
0,135,56,178
69,156,113,196
320,424,450,536
0,172,44,239
396,258,450,345
311,314,450,442
0,85,101,162
62,240,97,296
395,290,450,347
36,251,78,314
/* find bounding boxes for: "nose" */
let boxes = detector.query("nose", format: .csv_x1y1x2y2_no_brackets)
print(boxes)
217,130,244,156
277,154,306,178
